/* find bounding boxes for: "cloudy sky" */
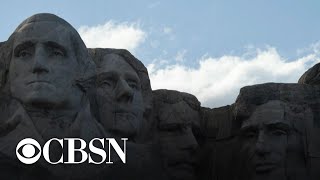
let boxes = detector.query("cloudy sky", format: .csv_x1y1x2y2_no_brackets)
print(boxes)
1,0,320,108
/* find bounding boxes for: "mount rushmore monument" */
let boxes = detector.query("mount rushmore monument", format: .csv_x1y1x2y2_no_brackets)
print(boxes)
0,13,319,180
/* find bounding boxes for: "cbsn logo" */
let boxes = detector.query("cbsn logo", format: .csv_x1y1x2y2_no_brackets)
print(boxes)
16,138,127,165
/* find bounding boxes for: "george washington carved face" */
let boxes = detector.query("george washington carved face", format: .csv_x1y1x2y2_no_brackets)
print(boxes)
7,14,94,110
10,22,80,108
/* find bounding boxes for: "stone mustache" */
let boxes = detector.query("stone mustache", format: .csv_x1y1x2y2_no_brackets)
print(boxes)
0,13,318,180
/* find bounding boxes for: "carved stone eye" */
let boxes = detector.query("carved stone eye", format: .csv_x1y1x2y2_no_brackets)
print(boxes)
52,50,64,57
102,80,112,87
19,50,31,58
242,130,257,139
54,51,62,56
270,129,287,136
100,78,115,89
127,81,138,89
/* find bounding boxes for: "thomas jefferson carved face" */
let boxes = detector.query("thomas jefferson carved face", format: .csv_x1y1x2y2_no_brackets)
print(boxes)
95,53,144,138
9,21,82,109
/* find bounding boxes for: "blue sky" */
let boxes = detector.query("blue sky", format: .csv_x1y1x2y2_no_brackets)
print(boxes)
1,1,320,107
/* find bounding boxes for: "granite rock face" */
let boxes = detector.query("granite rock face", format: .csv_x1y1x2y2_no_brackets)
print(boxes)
199,105,238,180
298,62,320,84
0,13,319,180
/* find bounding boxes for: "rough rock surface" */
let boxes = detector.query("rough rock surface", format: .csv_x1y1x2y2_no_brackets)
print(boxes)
298,62,320,84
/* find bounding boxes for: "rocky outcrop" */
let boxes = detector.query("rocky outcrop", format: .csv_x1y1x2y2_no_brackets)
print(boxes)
298,62,320,84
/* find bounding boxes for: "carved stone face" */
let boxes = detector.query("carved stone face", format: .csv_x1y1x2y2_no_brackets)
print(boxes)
95,53,144,138
240,100,290,179
9,21,82,108
158,101,199,180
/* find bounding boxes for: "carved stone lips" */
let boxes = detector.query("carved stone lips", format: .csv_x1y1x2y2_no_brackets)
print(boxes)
115,108,131,113
27,80,50,85
169,161,196,173
169,157,196,169
255,162,276,173
114,107,137,116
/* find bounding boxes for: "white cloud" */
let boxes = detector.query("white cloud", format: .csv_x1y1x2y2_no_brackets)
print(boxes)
148,47,320,108
161,26,175,40
163,27,172,34
78,21,146,53
297,41,320,56
148,1,161,9
150,40,160,48
175,49,187,62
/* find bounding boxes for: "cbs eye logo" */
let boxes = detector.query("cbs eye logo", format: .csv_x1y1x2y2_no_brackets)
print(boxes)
16,138,41,164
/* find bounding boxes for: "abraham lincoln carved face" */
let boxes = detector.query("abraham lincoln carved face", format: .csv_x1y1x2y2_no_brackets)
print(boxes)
239,100,291,180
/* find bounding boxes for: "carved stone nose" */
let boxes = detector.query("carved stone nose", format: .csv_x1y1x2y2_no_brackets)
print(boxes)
255,132,270,155
32,47,49,74
116,79,134,103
